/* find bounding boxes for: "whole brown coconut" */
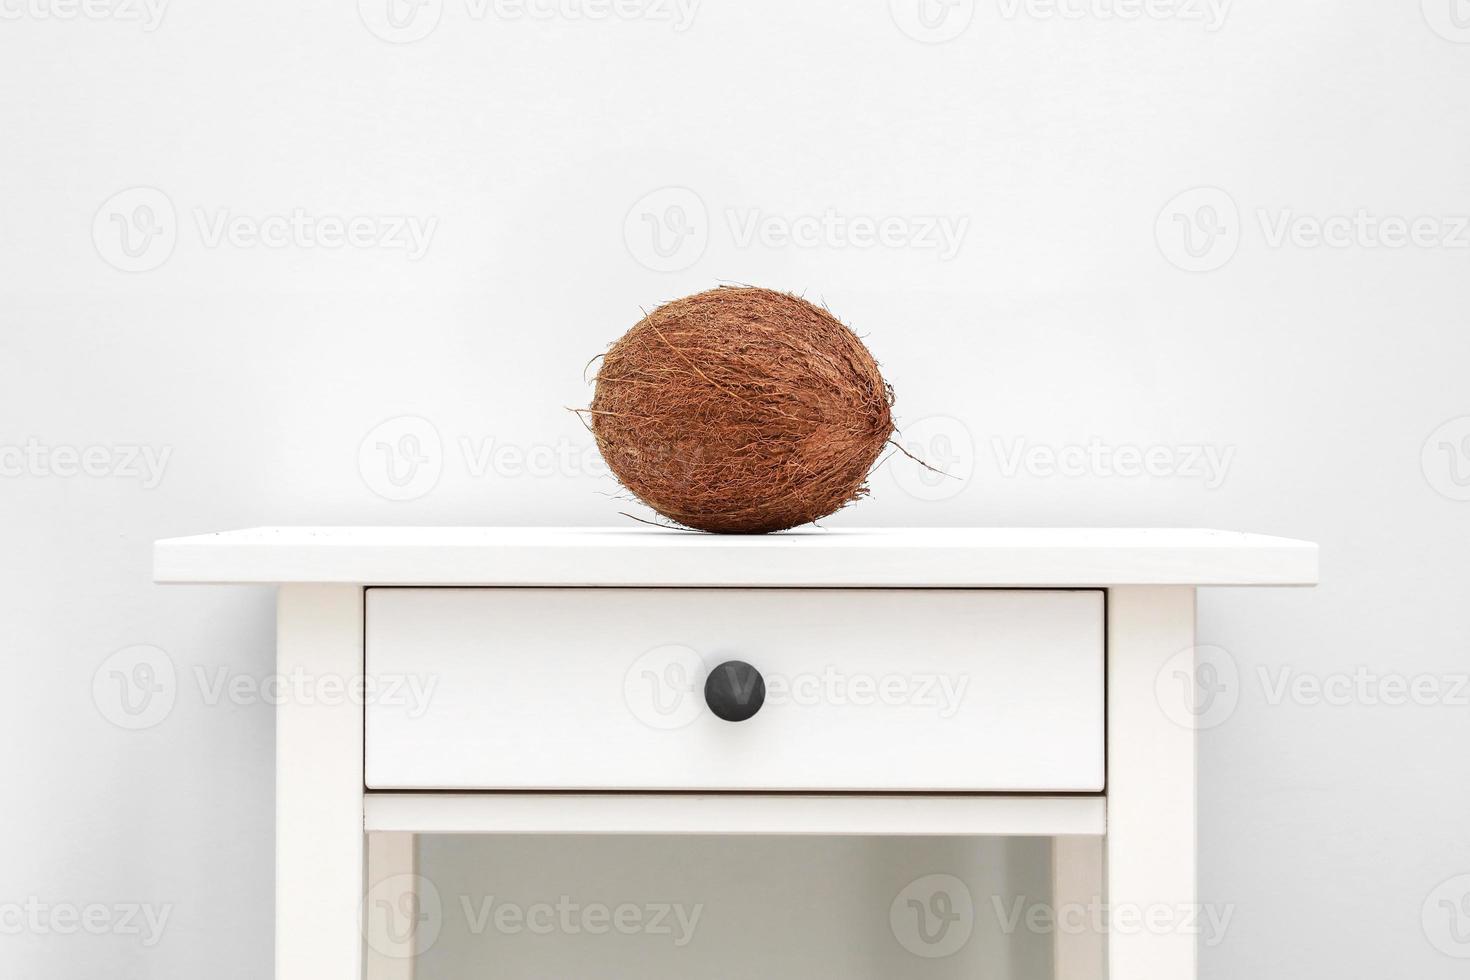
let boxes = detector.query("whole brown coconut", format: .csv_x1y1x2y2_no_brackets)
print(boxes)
587,286,895,533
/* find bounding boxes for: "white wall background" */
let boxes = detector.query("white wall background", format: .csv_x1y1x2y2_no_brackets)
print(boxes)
3,0,1469,976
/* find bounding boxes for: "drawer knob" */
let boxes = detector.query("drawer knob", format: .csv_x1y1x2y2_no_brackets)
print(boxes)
703,660,765,722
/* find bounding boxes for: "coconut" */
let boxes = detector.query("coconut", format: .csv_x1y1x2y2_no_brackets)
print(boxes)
585,286,895,533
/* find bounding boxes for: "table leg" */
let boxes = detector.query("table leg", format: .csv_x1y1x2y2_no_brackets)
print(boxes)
1052,835,1105,979
365,833,418,979
1106,586,1198,980
277,585,366,980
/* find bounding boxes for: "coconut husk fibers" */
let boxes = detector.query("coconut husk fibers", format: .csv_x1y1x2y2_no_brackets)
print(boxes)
587,286,895,533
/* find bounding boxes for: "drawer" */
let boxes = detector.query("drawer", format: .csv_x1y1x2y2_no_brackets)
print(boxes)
364,588,1105,792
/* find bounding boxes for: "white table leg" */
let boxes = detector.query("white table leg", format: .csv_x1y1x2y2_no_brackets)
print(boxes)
1052,835,1105,979
1107,586,1198,980
365,833,418,979
277,585,365,980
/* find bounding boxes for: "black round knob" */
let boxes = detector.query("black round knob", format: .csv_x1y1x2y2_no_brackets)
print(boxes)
703,660,765,722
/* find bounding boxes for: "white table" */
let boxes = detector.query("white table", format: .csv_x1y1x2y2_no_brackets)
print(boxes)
154,526,1318,979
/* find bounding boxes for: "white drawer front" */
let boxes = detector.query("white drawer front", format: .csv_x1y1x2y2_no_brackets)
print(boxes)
365,588,1104,792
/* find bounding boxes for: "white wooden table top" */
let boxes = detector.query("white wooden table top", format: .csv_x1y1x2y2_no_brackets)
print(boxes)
153,526,1318,587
